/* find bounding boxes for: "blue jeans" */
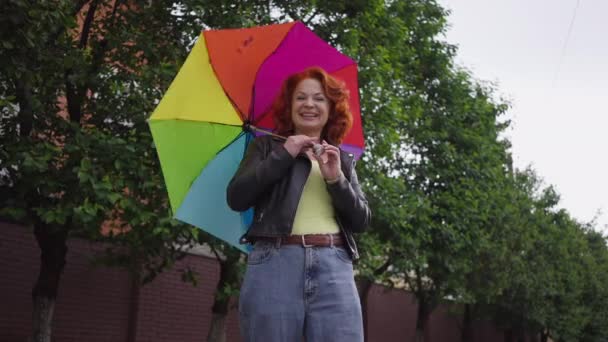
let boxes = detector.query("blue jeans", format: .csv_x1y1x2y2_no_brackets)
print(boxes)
239,240,363,342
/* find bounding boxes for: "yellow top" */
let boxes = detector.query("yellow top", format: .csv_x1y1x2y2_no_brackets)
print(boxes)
291,160,340,235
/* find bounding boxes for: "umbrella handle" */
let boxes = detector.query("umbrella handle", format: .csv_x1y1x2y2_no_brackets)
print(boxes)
246,124,325,157
245,123,326,158
246,124,287,141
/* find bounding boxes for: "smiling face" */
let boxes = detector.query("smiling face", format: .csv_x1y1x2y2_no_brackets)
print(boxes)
290,78,330,138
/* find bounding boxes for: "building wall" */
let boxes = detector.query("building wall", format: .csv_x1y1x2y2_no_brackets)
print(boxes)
0,221,507,342
366,285,418,341
1,222,132,342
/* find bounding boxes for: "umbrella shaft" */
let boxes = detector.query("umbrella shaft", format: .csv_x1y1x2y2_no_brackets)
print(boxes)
249,125,287,141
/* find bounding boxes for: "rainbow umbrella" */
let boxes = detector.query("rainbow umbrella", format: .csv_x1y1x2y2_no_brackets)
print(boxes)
148,22,364,252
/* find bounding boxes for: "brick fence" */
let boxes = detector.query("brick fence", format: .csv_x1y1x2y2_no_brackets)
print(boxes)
1,221,518,342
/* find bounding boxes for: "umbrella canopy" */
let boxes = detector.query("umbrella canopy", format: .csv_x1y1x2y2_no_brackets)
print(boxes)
149,21,364,252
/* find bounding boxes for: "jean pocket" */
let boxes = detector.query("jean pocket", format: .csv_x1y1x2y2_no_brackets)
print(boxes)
246,241,275,265
334,246,353,264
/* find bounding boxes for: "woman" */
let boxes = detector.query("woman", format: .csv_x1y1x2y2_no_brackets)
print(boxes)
227,66,371,342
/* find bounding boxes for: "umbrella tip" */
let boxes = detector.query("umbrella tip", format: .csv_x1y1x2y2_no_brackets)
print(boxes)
242,121,252,133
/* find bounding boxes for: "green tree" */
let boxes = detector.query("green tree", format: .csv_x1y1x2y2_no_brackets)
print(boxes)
0,1,206,340
489,170,603,342
579,228,608,341
306,1,514,340
456,167,534,342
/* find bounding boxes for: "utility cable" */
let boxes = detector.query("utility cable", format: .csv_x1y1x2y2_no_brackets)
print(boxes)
552,0,581,87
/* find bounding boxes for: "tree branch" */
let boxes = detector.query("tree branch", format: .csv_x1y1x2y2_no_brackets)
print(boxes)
209,244,225,263
374,256,392,276
107,0,125,30
47,0,90,44
72,0,90,17
65,0,100,123
15,78,34,137
65,73,83,124
303,9,319,26
79,0,99,48
286,9,300,21
67,0,119,124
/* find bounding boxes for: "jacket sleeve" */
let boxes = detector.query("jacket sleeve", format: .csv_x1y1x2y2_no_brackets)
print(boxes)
226,137,295,212
326,160,371,233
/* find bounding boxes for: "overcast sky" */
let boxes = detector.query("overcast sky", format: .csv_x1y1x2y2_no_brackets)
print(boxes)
436,0,607,232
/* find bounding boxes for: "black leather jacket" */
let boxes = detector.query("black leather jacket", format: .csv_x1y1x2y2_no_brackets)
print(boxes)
226,135,371,259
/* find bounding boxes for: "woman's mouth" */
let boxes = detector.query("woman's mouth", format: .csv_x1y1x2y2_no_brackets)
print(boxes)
300,112,319,119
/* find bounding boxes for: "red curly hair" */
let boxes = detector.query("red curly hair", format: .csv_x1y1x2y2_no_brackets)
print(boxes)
269,67,353,145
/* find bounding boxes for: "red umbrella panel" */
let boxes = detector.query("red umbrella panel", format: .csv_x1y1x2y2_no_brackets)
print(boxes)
205,21,364,156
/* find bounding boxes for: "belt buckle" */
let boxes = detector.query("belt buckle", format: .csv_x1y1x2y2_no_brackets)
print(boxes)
301,235,314,248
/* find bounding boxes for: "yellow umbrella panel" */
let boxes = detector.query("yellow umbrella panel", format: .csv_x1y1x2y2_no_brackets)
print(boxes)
149,33,243,213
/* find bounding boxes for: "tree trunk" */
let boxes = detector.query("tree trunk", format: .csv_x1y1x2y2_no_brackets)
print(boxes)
206,273,231,342
516,328,525,342
461,303,474,342
356,277,373,342
207,250,241,342
504,328,514,342
540,329,549,342
32,296,55,342
126,270,141,342
415,300,431,342
207,311,228,342
31,224,68,342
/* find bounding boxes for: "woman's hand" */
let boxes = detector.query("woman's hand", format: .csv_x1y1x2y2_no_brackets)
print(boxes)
283,135,317,158
314,141,342,182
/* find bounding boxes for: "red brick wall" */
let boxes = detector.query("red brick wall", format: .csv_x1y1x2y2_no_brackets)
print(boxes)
366,285,418,341
132,253,241,342
0,222,238,342
428,305,462,342
1,222,132,342
1,221,509,342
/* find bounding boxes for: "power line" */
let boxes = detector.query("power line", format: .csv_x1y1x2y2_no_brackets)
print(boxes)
552,0,581,87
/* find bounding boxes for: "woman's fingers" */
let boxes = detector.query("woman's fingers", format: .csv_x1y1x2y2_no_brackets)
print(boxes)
315,142,340,181
284,135,317,157
322,145,340,161
312,152,324,164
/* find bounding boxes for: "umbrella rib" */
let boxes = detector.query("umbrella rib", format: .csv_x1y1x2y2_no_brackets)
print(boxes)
215,131,248,156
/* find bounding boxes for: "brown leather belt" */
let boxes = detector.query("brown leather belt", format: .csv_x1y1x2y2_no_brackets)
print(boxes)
259,234,343,247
